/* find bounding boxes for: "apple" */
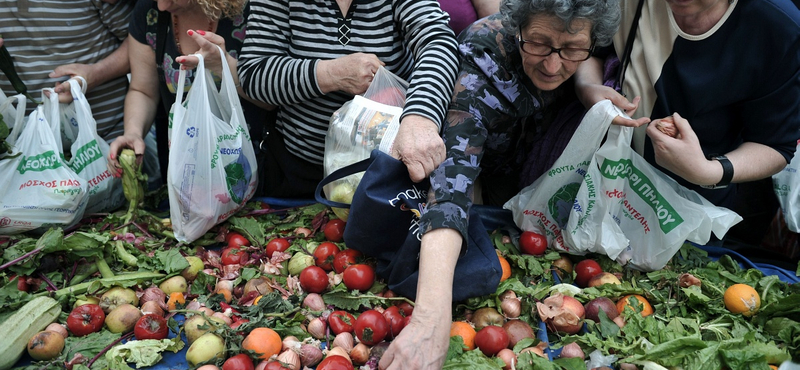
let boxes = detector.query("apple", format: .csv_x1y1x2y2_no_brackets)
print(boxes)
27,331,65,361
587,272,621,287
184,314,226,344
99,286,138,313
182,256,205,281
73,295,100,308
159,276,188,295
105,304,142,333
186,333,225,366
584,297,619,323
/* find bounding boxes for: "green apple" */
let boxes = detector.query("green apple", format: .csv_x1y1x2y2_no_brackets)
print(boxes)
181,256,205,281
186,333,225,366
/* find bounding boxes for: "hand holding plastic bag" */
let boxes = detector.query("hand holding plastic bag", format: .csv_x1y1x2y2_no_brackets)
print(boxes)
167,46,258,243
322,67,409,220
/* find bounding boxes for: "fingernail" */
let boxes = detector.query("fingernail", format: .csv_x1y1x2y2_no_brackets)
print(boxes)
197,30,206,36
187,30,194,36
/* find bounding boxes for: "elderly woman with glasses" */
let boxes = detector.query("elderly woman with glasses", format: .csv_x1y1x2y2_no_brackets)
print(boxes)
378,0,620,369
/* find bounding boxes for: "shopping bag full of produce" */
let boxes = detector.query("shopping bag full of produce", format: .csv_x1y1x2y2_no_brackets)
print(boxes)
167,47,257,242
0,91,88,234
504,100,616,252
322,66,409,221
563,121,742,271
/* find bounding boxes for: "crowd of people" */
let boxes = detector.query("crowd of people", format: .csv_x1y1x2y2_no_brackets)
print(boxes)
2,0,799,369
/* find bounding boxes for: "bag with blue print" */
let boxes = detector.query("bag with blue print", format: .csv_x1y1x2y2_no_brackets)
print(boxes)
167,46,258,242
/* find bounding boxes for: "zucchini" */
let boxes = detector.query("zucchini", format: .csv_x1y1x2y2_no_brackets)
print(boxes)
0,296,62,370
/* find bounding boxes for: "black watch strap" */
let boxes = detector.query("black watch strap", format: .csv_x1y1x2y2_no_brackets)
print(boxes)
702,155,733,189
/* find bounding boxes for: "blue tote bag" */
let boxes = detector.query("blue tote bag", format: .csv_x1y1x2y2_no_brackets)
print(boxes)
316,150,502,302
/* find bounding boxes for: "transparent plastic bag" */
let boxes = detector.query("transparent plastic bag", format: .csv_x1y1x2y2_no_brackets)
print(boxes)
773,140,800,232
322,67,409,220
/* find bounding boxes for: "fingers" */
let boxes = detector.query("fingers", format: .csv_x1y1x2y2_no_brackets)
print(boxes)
612,115,650,127
378,347,395,370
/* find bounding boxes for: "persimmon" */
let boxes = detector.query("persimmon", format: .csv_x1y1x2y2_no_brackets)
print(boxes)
723,284,761,317
449,321,477,351
167,292,185,311
242,327,282,360
616,294,653,317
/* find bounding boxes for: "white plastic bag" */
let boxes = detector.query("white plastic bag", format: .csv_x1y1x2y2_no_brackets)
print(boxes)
0,91,89,234
563,117,742,271
167,47,258,243
504,100,616,251
62,78,124,214
322,66,409,220
773,140,800,232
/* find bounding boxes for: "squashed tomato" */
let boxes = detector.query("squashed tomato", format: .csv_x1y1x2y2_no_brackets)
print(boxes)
134,314,169,340
66,304,106,336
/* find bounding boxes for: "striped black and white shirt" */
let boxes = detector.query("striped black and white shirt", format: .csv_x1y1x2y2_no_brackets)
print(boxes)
0,0,132,141
238,0,459,165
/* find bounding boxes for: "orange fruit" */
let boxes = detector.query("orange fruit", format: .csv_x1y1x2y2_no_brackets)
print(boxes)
449,321,477,350
769,365,778,370
496,251,512,282
167,292,185,311
723,283,761,317
242,327,282,360
616,294,653,317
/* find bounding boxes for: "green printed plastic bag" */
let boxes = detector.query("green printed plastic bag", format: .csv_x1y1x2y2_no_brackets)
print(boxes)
564,121,742,271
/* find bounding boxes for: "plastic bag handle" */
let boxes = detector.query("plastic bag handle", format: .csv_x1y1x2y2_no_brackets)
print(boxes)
314,153,376,208
1,93,27,144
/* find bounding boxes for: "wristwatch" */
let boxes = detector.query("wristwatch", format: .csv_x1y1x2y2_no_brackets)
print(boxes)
701,155,733,189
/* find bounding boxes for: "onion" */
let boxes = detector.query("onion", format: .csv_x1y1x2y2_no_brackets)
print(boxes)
282,336,300,352
140,300,165,317
277,349,301,370
326,346,350,361
302,293,326,311
332,332,354,353
498,290,517,301
500,298,521,319
139,286,167,307
497,348,516,370
299,343,323,367
307,317,327,339
558,342,585,360
45,323,68,339
350,343,370,365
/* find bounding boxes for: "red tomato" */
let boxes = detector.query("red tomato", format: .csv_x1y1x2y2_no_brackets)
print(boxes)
519,231,547,255
299,266,329,294
134,314,169,340
324,219,346,242
474,325,509,357
394,301,414,317
314,242,340,271
265,237,291,257
354,309,389,346
66,304,106,336
382,305,406,340
316,355,354,370
332,249,362,274
574,259,603,287
222,353,255,370
342,264,375,291
227,233,251,249
221,247,249,265
328,310,356,335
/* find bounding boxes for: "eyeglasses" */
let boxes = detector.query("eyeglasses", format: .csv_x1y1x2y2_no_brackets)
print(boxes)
516,28,595,62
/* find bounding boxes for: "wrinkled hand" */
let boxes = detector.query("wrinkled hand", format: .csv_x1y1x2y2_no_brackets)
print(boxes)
175,30,228,76
646,112,713,185
379,311,450,370
391,115,445,182
323,53,384,95
107,134,146,178
49,63,95,103
576,82,650,127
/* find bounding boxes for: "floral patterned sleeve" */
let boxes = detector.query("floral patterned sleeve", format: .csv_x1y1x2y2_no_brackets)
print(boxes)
419,16,528,244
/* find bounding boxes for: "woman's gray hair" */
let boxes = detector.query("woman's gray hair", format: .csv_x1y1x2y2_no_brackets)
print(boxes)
499,0,621,47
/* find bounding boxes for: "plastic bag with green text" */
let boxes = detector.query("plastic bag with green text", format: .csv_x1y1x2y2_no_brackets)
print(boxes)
563,110,742,271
